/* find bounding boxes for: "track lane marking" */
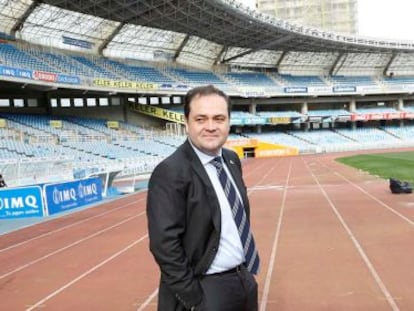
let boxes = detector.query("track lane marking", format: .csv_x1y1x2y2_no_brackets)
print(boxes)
137,289,158,311
0,196,144,253
305,160,401,311
25,234,148,311
315,158,414,227
259,159,292,311
335,171,414,227
0,211,146,280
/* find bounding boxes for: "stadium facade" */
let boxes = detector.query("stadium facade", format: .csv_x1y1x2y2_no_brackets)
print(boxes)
256,0,358,35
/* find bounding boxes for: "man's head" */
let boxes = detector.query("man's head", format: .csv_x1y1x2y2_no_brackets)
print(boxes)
184,85,231,156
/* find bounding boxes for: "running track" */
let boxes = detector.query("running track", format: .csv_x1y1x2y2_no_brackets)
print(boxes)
1,151,414,310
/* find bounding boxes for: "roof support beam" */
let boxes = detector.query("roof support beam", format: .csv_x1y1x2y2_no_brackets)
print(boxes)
173,34,190,61
214,46,227,65
222,34,294,63
11,0,41,35
275,51,287,71
329,52,345,76
383,52,397,76
98,23,125,55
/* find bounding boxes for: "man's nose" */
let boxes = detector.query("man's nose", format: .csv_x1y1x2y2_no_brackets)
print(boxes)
206,119,215,130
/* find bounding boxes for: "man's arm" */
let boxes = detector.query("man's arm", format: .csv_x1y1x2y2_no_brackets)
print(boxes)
146,162,203,309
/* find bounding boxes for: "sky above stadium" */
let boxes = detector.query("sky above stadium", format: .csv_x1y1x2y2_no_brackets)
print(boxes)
358,0,414,41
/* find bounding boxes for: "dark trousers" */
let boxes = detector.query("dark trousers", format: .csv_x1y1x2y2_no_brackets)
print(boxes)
199,267,258,311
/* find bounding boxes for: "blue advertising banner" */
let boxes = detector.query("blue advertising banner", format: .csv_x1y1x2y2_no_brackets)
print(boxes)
56,74,81,85
333,86,356,93
0,65,32,79
62,36,94,49
45,177,102,215
230,117,244,125
0,65,80,85
0,186,44,219
284,86,308,93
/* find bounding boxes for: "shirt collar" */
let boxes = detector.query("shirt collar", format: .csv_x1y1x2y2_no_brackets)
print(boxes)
188,139,222,166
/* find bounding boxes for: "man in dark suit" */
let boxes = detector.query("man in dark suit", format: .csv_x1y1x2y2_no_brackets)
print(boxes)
0,174,7,188
147,85,259,311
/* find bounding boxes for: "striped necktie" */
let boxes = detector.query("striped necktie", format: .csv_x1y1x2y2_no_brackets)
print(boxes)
212,156,260,274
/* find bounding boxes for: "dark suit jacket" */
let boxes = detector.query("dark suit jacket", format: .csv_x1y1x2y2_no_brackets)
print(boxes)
146,140,250,311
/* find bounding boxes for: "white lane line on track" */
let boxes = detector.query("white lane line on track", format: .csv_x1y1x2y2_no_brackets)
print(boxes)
248,185,284,191
315,158,414,227
335,171,414,227
137,289,159,311
0,197,144,253
259,160,292,311
0,210,146,280
319,162,414,226
307,161,401,311
25,234,148,311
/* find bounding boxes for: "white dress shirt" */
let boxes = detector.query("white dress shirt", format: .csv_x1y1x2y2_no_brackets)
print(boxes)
189,143,245,274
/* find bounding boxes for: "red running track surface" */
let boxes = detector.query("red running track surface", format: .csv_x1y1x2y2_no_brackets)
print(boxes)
1,151,414,311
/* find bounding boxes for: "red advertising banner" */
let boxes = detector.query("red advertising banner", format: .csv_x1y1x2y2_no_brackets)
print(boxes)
386,112,404,119
368,113,384,120
33,71,57,82
404,112,414,119
351,114,370,121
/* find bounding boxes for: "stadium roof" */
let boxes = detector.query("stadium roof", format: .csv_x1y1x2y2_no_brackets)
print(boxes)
37,0,414,52
2,0,414,74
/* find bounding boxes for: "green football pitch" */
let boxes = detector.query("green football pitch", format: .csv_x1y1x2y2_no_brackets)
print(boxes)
336,151,414,186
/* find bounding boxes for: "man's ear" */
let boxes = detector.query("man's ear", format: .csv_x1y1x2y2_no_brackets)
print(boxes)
184,119,189,133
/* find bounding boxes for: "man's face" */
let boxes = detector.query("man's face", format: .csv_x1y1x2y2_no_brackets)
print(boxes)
185,93,230,156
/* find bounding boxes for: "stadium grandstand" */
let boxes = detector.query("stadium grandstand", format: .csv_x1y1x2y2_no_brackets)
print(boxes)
1,0,414,192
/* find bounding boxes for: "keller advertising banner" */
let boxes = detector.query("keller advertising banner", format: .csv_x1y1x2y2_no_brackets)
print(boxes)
268,117,291,125
93,79,158,90
132,103,185,124
50,120,63,128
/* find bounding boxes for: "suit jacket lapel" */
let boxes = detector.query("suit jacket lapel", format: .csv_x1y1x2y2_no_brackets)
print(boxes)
183,141,221,229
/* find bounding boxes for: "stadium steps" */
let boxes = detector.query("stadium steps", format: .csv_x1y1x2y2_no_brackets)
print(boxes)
64,118,109,137
70,55,119,79
2,147,28,157
152,138,176,148
286,131,317,145
379,127,403,140
93,58,132,80
332,129,359,142
112,142,152,156
268,73,287,86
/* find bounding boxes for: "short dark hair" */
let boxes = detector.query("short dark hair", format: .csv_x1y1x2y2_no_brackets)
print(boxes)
183,85,231,119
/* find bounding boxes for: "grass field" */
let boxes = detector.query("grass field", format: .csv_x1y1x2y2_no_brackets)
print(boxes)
336,151,414,186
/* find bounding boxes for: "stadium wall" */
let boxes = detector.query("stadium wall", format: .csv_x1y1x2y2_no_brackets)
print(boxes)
51,105,126,121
